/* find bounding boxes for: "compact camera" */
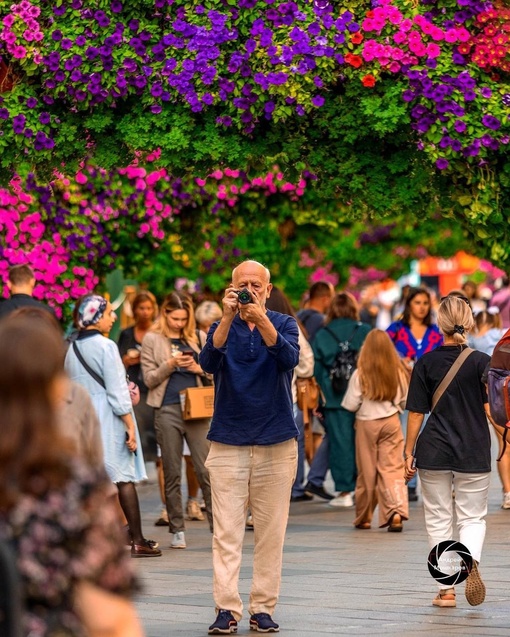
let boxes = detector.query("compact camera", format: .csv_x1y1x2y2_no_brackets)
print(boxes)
236,288,254,305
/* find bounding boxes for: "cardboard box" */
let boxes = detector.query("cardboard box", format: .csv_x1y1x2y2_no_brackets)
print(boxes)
179,386,214,420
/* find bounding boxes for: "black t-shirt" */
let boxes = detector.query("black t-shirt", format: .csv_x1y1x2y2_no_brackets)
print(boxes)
0,294,56,320
406,345,491,473
162,338,198,405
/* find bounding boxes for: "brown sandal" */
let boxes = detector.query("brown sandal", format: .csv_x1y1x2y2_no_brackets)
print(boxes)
388,513,403,532
432,588,456,607
355,522,371,530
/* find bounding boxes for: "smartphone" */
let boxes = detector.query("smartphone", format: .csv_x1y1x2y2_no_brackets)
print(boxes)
125,431,137,456
405,457,416,485
180,348,194,358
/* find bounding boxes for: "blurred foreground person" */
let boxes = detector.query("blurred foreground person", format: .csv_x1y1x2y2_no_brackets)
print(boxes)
10,306,105,470
0,317,144,636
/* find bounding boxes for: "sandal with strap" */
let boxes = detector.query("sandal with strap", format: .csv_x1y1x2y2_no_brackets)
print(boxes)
432,588,456,608
355,522,371,530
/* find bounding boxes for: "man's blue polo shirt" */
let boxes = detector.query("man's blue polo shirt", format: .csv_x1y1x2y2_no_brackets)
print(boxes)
199,310,299,446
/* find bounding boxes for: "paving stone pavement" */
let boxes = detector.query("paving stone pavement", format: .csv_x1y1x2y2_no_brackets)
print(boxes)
134,435,510,637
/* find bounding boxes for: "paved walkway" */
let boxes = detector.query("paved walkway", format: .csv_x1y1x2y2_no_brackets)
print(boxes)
134,438,510,637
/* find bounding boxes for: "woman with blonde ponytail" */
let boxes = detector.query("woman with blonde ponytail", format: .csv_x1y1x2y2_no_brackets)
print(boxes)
404,295,492,609
342,330,409,532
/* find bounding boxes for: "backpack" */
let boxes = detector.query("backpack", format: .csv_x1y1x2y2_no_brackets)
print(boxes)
487,366,510,461
324,324,361,395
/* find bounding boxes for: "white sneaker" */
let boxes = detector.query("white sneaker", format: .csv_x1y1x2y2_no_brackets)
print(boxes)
328,493,354,508
502,492,510,509
187,500,205,521
170,531,186,549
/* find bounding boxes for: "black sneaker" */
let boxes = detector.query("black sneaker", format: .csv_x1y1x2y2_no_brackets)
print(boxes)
208,610,238,634
304,481,335,501
249,613,279,633
290,493,313,502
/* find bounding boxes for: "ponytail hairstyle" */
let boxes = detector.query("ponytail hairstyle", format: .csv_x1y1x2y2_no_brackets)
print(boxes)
357,330,408,402
437,295,474,344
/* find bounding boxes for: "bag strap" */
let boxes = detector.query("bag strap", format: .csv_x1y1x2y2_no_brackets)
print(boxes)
430,347,474,412
195,328,204,351
324,323,361,349
72,341,106,389
497,375,510,462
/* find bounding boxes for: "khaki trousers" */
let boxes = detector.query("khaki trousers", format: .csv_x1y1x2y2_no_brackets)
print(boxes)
354,414,408,528
205,439,297,620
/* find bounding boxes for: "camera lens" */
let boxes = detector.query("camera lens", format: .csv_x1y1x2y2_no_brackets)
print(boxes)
237,289,253,305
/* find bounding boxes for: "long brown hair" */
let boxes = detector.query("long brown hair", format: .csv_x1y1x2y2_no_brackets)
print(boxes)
0,317,73,509
151,291,197,343
357,330,408,402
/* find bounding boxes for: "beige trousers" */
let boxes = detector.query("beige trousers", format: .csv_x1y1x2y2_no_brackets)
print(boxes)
354,414,409,528
205,439,297,620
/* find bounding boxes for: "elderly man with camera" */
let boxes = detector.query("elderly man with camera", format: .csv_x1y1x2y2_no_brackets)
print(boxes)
200,260,299,635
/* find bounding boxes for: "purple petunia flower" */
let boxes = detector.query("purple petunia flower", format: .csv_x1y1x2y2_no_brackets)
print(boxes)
482,115,501,131
39,112,51,125
52,30,63,41
110,0,123,13
12,114,26,134
150,104,162,114
312,95,325,107
26,97,37,108
436,158,449,170
0,108,9,119
61,38,73,50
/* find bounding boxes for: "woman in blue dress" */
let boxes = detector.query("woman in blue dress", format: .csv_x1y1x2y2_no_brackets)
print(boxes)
65,295,161,558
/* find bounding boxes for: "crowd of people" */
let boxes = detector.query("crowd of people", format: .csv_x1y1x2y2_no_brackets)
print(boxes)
1,261,510,634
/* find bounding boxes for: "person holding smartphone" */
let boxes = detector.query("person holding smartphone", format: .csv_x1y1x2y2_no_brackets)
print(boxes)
140,291,213,549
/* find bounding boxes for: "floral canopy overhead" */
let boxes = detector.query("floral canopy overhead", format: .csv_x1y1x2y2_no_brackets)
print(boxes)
0,0,509,310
